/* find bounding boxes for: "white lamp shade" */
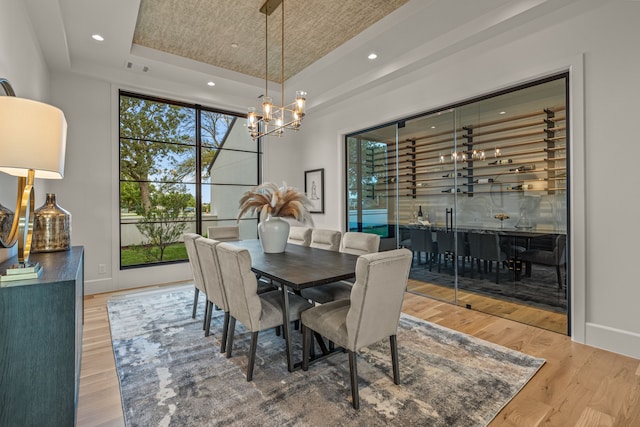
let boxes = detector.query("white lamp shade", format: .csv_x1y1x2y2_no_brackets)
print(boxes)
0,96,67,179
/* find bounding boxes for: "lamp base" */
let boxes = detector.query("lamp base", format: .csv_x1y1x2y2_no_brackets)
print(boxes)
1,262,43,283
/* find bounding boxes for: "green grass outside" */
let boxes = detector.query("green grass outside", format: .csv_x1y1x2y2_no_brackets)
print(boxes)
121,242,187,267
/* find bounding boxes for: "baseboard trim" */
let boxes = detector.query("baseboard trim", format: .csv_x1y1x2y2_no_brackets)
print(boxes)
585,322,640,359
85,277,115,295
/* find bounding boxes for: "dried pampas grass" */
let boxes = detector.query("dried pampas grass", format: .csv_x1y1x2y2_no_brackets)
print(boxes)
237,182,314,225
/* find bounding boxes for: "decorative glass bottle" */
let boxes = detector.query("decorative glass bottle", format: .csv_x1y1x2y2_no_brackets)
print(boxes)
32,193,71,252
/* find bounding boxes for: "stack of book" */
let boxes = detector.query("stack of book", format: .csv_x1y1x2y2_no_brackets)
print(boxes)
0,262,43,283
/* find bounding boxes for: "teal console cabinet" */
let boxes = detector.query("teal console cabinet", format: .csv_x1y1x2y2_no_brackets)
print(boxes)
0,246,84,426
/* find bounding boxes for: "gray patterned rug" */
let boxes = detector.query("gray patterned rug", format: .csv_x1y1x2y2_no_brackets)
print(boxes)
108,285,545,427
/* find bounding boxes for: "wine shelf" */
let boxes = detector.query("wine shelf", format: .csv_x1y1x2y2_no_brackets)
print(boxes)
363,106,566,199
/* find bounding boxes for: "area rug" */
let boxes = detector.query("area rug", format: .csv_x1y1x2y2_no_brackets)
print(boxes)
108,285,545,427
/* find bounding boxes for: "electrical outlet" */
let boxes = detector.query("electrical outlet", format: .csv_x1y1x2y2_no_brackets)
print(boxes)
98,264,106,274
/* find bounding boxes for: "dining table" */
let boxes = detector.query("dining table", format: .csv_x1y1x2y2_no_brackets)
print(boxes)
229,239,360,372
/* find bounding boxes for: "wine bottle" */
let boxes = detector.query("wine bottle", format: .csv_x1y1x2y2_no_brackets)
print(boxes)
510,164,536,172
417,205,424,220
441,188,461,193
473,178,494,184
488,159,512,165
506,184,523,191
442,172,462,178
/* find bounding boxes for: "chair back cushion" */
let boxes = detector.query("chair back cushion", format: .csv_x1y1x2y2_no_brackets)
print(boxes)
310,229,342,251
288,226,312,246
346,248,412,351
207,225,240,242
339,232,380,255
184,233,206,293
215,243,262,331
195,237,228,311
467,232,504,262
409,228,431,252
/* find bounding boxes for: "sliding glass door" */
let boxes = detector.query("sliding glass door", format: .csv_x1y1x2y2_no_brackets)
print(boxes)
346,74,569,334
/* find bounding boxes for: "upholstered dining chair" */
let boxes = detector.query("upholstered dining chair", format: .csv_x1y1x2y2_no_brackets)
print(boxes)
194,237,230,352
520,234,567,289
310,229,342,251
301,248,413,409
435,230,467,274
300,232,381,304
183,233,208,328
409,227,435,269
215,243,313,381
339,231,380,255
467,232,507,284
287,226,312,246
207,225,240,242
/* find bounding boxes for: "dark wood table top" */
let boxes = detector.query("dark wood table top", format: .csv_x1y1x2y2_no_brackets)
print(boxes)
227,240,359,290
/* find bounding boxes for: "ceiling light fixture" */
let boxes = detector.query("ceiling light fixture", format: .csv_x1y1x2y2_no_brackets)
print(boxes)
92,34,104,41
207,81,216,87
368,53,378,60
247,0,306,140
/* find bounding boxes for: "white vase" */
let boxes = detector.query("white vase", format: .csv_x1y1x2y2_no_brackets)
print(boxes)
258,216,290,253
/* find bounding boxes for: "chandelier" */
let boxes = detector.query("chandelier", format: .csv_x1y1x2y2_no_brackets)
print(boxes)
247,0,306,140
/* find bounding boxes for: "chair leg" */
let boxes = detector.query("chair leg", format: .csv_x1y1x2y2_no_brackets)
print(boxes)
220,311,230,353
302,325,311,371
226,317,236,359
348,351,359,409
192,288,199,319
390,335,400,385
556,265,562,290
204,301,213,337
247,331,259,382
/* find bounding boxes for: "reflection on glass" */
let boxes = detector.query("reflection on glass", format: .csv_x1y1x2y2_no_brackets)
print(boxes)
345,76,568,334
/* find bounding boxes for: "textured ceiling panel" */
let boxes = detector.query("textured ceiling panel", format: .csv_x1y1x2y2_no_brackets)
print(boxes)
133,0,409,83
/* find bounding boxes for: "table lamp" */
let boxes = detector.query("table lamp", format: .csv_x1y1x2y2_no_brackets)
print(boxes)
0,78,67,279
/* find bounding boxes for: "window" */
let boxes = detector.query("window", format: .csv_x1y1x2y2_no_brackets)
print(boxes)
119,92,260,268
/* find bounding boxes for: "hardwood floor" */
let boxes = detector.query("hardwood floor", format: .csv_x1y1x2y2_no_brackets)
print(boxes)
78,283,640,426
407,279,568,334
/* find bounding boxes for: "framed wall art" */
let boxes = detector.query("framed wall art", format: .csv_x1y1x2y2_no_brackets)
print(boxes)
304,168,324,214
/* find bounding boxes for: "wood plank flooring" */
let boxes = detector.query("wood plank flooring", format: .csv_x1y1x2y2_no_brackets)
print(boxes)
77,283,640,426
407,279,568,334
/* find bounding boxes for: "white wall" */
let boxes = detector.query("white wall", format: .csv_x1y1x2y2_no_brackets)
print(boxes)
0,0,52,262
264,2,640,358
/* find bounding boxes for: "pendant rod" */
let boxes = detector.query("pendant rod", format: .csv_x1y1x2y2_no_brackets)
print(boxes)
281,0,285,108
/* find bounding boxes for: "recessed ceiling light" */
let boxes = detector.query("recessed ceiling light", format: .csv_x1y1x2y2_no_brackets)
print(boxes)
231,43,239,48
431,126,436,129
207,81,216,87
368,53,378,60
499,111,506,115
92,34,104,42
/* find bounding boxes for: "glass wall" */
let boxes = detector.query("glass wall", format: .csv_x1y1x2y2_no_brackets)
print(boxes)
119,92,260,268
346,74,569,334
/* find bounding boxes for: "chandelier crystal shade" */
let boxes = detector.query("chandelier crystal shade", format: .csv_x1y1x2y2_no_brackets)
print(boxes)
248,0,306,140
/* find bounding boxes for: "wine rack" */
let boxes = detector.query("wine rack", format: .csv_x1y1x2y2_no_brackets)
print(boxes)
368,106,566,198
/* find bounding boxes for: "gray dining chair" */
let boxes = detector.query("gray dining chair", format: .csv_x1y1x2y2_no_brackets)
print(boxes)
467,232,507,284
435,230,467,275
183,233,208,328
287,226,312,246
207,225,240,242
310,229,342,251
301,248,413,409
215,242,313,381
195,237,230,352
520,234,567,289
409,227,435,269
300,232,380,304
